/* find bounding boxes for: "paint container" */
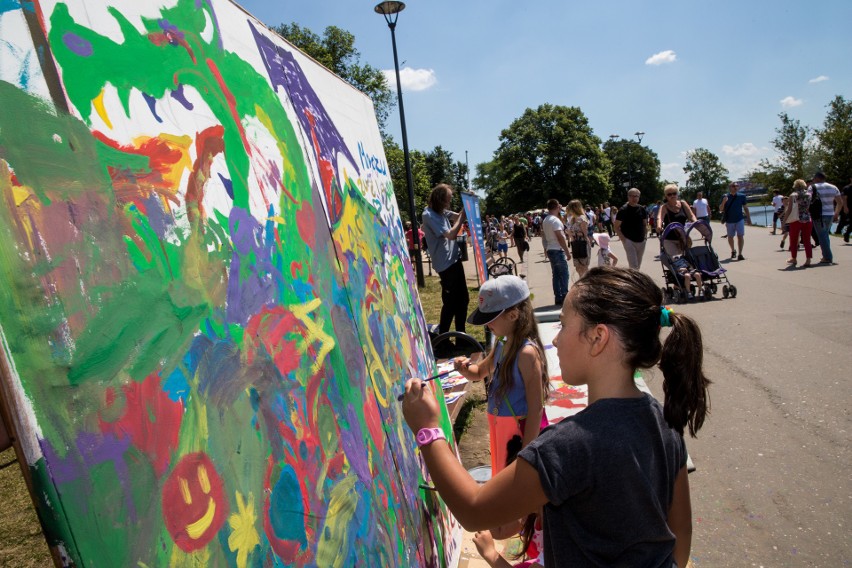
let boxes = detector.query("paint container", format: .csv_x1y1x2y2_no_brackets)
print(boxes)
467,465,491,484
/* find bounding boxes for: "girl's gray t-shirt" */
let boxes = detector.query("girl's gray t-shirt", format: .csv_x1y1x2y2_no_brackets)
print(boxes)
518,393,686,567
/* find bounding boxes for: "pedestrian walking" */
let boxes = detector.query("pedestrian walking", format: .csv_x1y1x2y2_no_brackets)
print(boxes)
718,182,751,261
567,200,593,279
784,179,813,267
540,199,572,305
770,190,784,234
809,172,843,264
614,188,649,269
692,191,711,222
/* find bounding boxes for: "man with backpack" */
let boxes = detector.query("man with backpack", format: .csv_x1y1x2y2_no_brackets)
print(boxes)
809,171,843,264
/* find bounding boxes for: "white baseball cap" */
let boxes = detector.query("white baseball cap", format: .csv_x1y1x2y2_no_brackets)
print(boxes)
467,275,530,325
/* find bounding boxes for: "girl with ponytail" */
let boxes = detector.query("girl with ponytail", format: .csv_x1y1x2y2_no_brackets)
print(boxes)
402,266,710,568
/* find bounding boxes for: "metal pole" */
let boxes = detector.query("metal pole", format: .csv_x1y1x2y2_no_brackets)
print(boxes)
387,21,425,287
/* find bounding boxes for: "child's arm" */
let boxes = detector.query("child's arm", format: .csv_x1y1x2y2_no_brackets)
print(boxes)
667,466,692,568
518,345,544,449
473,531,514,568
453,351,494,383
402,379,549,530
608,252,618,266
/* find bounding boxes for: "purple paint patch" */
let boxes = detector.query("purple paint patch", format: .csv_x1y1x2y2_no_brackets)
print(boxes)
249,22,359,177
225,207,277,325
142,193,174,237
62,32,93,57
141,92,163,123
40,432,138,521
170,84,194,110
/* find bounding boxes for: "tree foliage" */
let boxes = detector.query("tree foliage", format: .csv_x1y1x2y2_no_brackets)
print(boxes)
814,95,852,184
475,104,610,213
274,22,395,134
749,112,822,194
424,145,469,198
384,139,431,223
683,148,729,207
602,139,662,205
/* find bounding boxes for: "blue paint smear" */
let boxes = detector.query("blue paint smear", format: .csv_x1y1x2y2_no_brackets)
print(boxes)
269,465,308,547
162,367,189,403
141,92,163,123
218,172,234,199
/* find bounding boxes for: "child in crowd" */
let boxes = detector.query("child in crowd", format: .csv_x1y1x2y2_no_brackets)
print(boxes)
451,275,551,476
593,233,618,267
497,227,510,258
402,267,710,568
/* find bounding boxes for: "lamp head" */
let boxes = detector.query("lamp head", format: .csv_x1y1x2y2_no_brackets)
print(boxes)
375,1,405,25
634,131,645,142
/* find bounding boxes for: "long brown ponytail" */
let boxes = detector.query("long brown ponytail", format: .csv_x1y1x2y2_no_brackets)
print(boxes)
568,266,711,437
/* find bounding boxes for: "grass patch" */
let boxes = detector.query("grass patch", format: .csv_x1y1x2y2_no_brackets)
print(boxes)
452,391,486,444
0,448,52,567
416,275,487,347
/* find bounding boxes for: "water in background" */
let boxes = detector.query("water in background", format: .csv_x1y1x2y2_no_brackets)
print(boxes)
748,205,839,232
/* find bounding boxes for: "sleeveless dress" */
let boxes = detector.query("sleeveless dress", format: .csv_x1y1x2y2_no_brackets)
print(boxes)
487,340,548,475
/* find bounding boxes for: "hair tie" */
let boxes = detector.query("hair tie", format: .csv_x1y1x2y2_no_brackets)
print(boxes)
660,306,674,328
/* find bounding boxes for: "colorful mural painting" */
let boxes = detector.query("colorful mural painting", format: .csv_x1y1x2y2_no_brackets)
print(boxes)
0,0,461,566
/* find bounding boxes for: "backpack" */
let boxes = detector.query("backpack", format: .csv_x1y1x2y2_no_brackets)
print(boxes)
808,185,823,219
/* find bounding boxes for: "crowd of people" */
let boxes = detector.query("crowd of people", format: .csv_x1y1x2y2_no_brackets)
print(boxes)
403,172,847,567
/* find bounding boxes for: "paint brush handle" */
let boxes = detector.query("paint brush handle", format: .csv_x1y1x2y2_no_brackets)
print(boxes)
396,371,452,401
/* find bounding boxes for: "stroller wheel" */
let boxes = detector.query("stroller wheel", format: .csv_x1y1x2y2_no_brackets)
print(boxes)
704,284,713,299
671,289,681,304
729,285,738,298
722,285,730,299
710,283,718,294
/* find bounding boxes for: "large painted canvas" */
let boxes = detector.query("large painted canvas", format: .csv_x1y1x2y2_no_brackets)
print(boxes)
0,0,461,566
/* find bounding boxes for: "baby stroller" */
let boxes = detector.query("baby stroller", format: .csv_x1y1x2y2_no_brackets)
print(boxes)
659,222,736,303
685,220,736,299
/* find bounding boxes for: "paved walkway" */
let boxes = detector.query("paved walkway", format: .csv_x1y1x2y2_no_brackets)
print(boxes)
456,225,852,566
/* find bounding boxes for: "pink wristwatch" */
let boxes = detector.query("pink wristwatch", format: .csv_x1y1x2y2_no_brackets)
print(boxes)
416,427,446,447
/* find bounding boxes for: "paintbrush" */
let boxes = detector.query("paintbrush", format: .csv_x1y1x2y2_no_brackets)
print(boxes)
396,370,453,401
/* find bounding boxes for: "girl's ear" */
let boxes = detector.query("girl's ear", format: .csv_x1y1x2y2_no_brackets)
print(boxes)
588,323,611,357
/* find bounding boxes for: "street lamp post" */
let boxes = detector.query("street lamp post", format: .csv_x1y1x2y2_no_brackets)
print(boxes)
375,1,425,288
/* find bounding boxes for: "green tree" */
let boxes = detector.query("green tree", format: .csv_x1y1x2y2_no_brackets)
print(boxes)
274,23,395,134
602,139,662,205
423,145,470,210
475,104,610,213
384,139,430,223
814,95,852,184
752,112,814,192
683,148,729,209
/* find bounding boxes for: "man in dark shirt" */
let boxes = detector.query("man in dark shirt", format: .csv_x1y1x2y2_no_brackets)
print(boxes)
838,178,851,243
613,188,649,269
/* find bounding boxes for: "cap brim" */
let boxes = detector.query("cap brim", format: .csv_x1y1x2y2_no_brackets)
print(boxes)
467,308,504,326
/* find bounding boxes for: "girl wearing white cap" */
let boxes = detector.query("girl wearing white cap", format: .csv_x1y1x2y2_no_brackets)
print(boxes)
451,275,551,476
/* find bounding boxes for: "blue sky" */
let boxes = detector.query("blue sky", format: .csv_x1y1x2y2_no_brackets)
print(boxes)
240,0,851,187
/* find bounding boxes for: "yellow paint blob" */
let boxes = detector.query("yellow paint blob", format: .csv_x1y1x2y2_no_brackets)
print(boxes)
228,491,260,568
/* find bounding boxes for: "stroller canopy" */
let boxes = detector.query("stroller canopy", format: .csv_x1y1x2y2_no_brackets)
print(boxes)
687,219,714,242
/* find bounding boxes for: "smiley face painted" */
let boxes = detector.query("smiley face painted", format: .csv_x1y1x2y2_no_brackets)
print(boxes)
162,452,228,552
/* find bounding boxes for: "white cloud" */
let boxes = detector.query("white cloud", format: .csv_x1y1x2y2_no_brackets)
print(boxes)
780,96,803,108
382,67,437,92
808,75,829,84
645,50,677,66
661,162,682,181
721,142,772,179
